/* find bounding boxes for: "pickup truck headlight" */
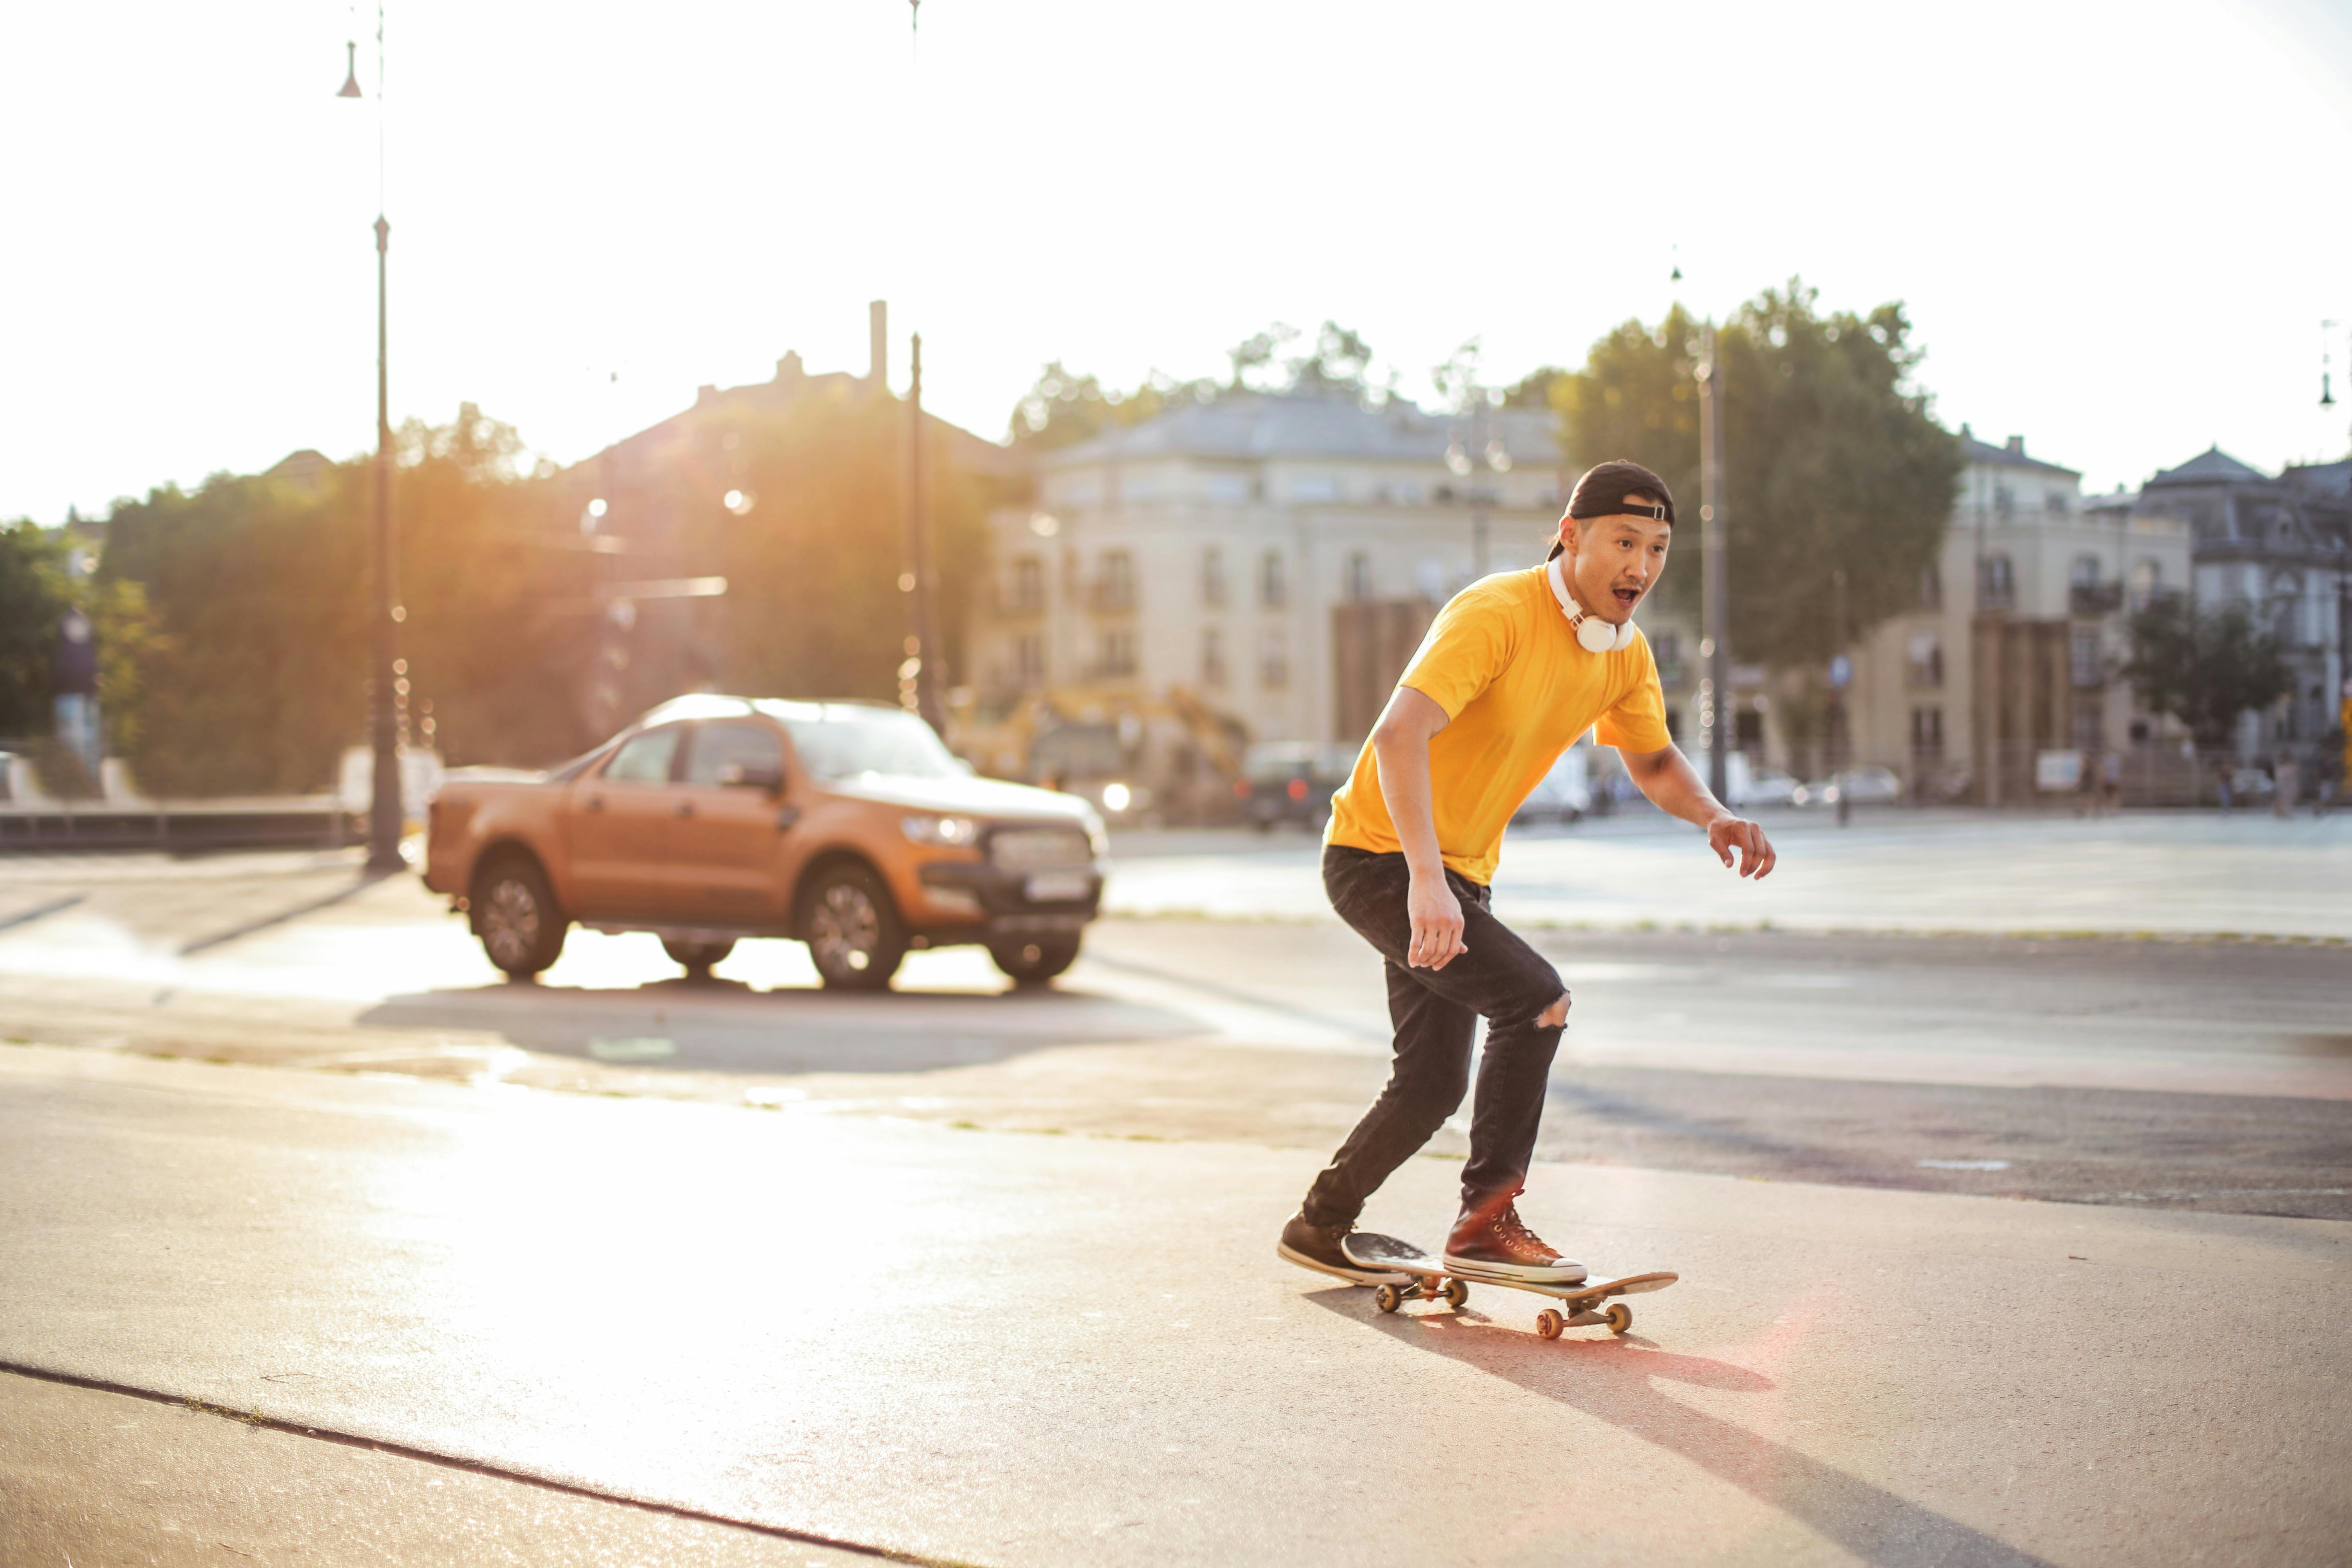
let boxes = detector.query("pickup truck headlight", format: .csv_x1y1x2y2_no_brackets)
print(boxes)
1079,808,1108,859
901,814,979,846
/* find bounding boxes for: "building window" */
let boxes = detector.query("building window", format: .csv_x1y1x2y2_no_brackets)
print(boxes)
1201,627,1226,688
1993,484,2015,519
2067,554,2115,615
1919,562,1942,611
2072,708,2104,752
1201,546,1226,608
1909,706,1944,756
1906,633,1944,688
2070,629,2103,689
1095,627,1137,678
1014,633,1045,688
1096,550,1136,612
2130,558,2163,611
2269,570,2303,645
2047,491,2071,515
1260,550,1287,609
1650,630,1683,684
1979,553,2015,612
1344,551,1372,602
1007,555,1044,615
1259,629,1289,690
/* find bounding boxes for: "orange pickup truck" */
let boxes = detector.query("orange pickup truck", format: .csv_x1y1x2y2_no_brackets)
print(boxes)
422,694,1106,990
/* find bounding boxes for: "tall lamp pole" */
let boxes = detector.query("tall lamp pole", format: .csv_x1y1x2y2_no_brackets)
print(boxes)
903,333,947,733
340,15,403,872
1696,323,1730,802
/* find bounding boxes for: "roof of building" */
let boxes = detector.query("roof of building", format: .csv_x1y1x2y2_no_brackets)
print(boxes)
2282,457,2351,498
593,353,1025,481
1954,424,2080,478
2145,446,2271,488
1044,390,1562,470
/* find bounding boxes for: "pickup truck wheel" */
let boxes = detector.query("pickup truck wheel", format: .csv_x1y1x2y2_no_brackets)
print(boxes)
799,864,905,992
660,938,737,980
474,857,566,979
988,933,1081,986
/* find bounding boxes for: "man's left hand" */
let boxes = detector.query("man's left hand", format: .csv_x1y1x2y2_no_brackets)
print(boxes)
1708,816,1776,879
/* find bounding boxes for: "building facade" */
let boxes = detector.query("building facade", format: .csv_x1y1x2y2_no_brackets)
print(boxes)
1843,428,2191,801
2133,448,2350,761
967,391,1570,751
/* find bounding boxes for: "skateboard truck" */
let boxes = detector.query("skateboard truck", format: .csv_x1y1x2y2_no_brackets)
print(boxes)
1344,1234,1675,1340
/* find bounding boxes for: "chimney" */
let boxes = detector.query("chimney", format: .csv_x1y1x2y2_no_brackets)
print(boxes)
775,349,804,385
869,300,889,391
2005,435,2025,455
696,383,719,407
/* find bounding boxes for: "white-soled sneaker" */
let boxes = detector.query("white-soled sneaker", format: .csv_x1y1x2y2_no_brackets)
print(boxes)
1442,1196,1587,1284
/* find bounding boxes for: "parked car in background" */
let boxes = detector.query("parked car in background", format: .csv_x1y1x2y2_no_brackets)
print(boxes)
423,696,1107,991
1735,766,1801,808
1512,744,1593,824
1241,741,1357,831
1792,766,1906,808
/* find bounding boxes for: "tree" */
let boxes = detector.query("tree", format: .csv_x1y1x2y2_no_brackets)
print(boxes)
1007,361,1222,452
0,521,71,738
1007,319,1387,449
1556,281,1962,670
2122,598,2291,748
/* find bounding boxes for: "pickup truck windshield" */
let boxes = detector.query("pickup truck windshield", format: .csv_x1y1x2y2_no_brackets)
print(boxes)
782,708,962,781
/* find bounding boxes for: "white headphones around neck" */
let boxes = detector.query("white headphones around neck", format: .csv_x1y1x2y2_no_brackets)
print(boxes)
1547,554,1636,653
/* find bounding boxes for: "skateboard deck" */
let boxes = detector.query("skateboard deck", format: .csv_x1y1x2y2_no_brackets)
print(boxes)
1341,1231,1676,1339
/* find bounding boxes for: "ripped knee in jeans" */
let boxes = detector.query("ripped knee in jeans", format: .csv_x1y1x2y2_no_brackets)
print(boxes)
1537,991,1572,1030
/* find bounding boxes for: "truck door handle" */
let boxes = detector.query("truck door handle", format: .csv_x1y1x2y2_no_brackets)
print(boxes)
674,801,695,819
775,805,802,831
584,795,605,813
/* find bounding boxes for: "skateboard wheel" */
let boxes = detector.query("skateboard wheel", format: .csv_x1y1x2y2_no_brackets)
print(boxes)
1536,1309,1564,1340
1605,1303,1632,1334
1442,1278,1469,1308
1374,1284,1402,1314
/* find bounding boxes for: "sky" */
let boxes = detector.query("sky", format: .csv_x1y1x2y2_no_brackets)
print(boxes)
3,0,2348,523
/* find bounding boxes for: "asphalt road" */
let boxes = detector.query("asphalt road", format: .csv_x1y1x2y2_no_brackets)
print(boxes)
4,824,2349,1565
5,1045,2346,1568
0,834,2347,1218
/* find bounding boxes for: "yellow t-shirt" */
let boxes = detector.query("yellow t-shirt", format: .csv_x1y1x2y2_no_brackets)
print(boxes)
1324,566,1674,885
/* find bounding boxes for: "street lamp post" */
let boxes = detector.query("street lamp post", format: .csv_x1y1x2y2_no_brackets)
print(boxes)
341,9,404,872
1696,323,1730,803
903,333,947,734
1447,394,1511,579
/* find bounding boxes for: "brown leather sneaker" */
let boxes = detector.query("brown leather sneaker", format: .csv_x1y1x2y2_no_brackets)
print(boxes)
1277,1212,1401,1284
1441,1194,1587,1284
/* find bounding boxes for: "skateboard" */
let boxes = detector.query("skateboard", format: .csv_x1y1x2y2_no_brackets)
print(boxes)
1341,1232,1676,1340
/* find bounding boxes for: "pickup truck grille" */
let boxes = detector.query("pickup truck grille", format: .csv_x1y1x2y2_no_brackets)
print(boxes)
989,826,1092,870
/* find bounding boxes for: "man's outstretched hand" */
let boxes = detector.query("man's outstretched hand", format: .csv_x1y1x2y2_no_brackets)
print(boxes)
1708,815,1776,878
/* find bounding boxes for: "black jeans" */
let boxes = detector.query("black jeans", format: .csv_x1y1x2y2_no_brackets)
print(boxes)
1302,845,1567,1229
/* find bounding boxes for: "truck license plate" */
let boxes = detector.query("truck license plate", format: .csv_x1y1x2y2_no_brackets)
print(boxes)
1024,871,1092,903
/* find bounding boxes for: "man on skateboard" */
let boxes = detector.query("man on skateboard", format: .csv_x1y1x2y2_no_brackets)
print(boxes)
1278,460,1776,1286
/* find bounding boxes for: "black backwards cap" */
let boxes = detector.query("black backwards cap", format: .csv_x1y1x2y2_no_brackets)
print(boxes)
1547,460,1675,560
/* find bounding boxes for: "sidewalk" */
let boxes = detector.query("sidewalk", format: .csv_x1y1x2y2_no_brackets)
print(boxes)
4,1044,2344,1566
1104,810,2352,939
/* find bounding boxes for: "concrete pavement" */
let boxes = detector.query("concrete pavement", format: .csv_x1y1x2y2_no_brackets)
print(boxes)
0,1371,872,1568
1105,810,2352,940
4,1043,2347,1567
